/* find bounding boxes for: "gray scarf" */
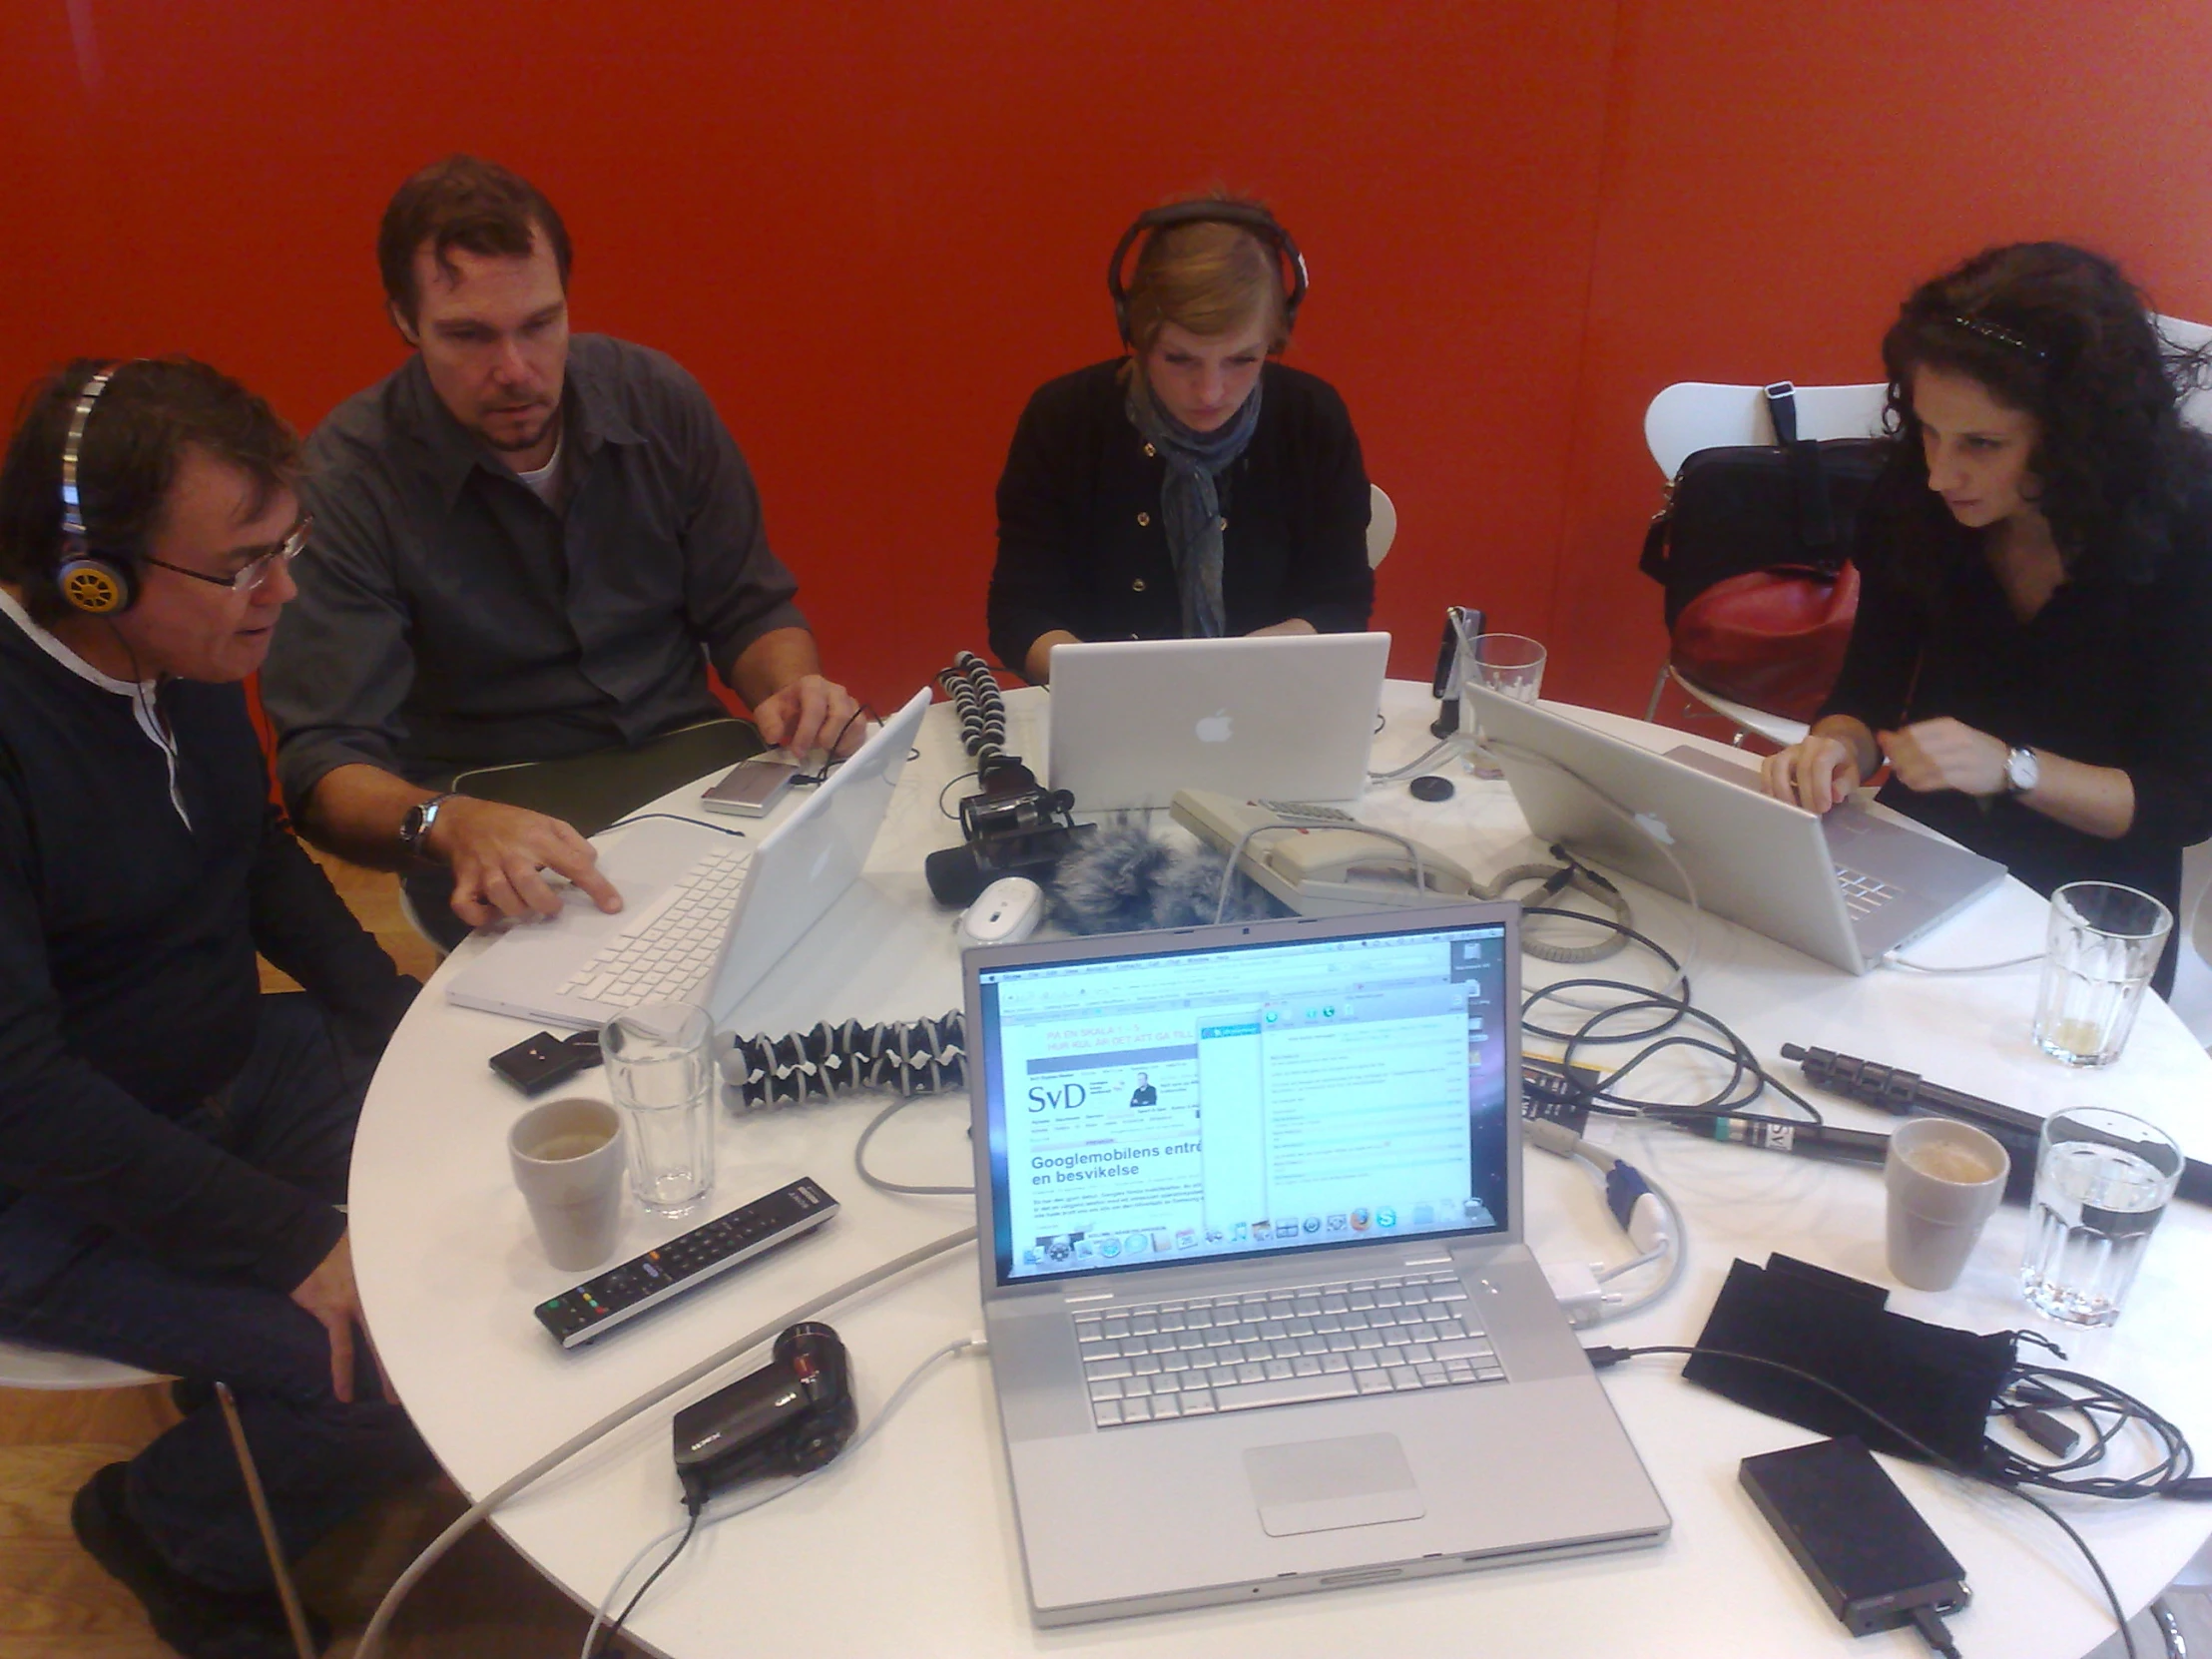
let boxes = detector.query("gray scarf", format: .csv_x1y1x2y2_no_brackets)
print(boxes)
1126,376,1263,638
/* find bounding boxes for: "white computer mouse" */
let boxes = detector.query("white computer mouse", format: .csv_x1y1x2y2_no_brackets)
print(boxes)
959,876,1045,947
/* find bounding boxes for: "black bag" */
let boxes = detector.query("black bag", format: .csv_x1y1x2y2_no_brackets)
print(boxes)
1639,382,1890,628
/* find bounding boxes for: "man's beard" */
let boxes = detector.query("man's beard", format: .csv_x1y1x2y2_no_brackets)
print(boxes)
483,404,560,454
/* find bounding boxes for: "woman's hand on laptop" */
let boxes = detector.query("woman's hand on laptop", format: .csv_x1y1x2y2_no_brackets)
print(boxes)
754,674,865,759
1761,720,1871,814
426,798,623,928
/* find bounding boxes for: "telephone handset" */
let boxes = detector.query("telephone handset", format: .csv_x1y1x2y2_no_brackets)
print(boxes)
1171,790,1478,916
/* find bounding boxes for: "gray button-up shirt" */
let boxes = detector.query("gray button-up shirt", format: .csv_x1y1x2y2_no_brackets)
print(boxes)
264,334,808,810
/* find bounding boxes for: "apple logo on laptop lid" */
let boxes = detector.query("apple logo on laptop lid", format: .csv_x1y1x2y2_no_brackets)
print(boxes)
1196,710,1234,744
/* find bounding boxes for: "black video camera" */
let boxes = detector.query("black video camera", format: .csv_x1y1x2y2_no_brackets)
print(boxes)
671,1322,856,1506
924,754,1092,906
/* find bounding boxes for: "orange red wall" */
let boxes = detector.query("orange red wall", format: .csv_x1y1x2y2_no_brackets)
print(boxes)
5,1,2210,718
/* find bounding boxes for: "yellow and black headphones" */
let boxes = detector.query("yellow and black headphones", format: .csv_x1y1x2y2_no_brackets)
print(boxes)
53,361,141,616
1106,201,1310,348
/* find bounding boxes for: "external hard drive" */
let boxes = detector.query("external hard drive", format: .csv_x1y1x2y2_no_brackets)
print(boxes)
1739,1436,1968,1638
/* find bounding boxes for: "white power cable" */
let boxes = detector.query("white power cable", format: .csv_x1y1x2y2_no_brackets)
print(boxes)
1883,949,2044,974
854,1092,974,1196
1468,734,1704,1006
352,1225,977,1659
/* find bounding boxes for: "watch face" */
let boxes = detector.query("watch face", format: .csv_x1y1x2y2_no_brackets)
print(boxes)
2008,748,2039,793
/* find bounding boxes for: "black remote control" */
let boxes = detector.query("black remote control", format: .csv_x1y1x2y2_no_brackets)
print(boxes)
533,1178,839,1349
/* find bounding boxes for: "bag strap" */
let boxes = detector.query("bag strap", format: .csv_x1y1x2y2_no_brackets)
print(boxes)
1766,380,1841,557
1764,380,1800,445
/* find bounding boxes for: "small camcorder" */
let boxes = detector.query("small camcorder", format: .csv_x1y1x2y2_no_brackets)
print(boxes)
671,1322,857,1506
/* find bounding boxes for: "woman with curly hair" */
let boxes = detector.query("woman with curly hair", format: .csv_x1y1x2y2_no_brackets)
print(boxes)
1762,243,2212,992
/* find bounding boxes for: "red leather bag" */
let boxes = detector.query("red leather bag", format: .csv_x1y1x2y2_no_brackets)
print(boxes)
1669,561,1861,724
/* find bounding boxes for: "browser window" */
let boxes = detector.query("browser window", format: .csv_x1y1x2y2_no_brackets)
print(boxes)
978,924,1510,1286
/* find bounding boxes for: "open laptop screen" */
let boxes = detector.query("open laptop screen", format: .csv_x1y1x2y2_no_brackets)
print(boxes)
975,919,1512,1288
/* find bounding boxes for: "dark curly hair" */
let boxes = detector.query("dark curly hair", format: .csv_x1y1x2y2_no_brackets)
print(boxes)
1873,242,2211,596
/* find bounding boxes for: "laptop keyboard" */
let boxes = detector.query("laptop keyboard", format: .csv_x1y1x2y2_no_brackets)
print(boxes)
1077,1270,1502,1427
554,843,752,1008
1833,862,1900,919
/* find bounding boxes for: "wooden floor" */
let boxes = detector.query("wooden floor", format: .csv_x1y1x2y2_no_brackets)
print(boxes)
0,853,603,1658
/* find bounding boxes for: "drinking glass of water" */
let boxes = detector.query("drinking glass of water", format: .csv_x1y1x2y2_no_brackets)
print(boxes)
2031,881,2171,1066
601,1001,719,1217
2019,1105,2182,1327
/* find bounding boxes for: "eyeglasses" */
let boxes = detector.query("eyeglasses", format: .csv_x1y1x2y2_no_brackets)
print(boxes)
142,516,311,595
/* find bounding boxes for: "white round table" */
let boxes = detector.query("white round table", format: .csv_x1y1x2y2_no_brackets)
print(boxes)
351,682,2212,1658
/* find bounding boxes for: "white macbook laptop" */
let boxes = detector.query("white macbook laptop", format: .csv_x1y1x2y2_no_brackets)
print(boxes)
445,688,932,1028
1047,633,1390,810
964,903,1668,1626
1464,686,2006,974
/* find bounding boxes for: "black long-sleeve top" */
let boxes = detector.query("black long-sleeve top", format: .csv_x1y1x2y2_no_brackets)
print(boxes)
1819,471,2212,933
988,359,1375,675
0,607,417,1292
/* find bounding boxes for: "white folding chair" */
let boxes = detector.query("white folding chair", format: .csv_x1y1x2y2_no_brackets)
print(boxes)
0,1337,317,1657
1366,483,1397,569
1641,379,1888,746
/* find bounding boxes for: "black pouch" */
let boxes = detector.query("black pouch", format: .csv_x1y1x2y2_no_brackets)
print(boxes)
1683,1255,2016,1467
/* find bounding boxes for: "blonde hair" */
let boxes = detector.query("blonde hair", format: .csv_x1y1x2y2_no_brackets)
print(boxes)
1122,205,1293,356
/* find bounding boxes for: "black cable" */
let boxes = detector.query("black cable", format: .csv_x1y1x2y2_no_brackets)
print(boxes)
792,703,876,786
602,812,748,837
1584,1342,2137,1659
1514,911,1824,1126
936,769,980,820
588,1501,701,1659
1909,1601,1961,1658
1988,1363,2199,1499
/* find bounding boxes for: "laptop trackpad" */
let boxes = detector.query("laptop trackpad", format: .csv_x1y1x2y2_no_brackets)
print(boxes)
1244,1434,1425,1536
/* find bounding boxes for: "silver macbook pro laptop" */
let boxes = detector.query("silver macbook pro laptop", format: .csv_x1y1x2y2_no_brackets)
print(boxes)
964,903,1668,1627
1047,633,1390,810
1464,686,2005,974
445,688,932,1028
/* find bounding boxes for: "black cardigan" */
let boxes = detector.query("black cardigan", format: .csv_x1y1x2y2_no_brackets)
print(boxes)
0,618,416,1292
1820,471,2212,977
988,359,1375,675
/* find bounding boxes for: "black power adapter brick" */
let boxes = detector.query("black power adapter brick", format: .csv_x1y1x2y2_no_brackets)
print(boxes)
1740,1437,1969,1644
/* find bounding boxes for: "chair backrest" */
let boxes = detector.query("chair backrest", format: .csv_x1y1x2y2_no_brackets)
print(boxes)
1366,483,1397,568
1644,381,1889,480
1646,316,2212,479
0,1335,159,1390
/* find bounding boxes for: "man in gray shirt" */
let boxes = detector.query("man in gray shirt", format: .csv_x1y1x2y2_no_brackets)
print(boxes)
263,156,860,944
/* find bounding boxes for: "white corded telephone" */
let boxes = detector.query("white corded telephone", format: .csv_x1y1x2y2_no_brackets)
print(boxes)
1170,790,1478,916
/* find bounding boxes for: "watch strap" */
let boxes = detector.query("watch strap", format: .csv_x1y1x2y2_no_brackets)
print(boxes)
401,791,459,857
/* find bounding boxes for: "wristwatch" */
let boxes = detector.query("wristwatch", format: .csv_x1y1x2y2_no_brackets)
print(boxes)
2003,746,2040,797
399,792,458,859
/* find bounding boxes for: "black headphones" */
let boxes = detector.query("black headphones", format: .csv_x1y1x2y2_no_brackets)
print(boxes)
53,362,141,616
1106,201,1309,347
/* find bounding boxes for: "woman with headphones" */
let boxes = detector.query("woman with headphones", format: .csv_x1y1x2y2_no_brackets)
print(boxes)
987,197,1375,684
1761,243,2212,994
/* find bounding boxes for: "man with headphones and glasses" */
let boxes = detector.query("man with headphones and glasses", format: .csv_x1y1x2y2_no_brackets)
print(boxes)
0,358,430,1658
988,194,1376,684
261,154,864,949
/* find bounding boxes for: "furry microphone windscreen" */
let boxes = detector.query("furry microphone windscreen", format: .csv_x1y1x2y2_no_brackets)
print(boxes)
1047,820,1292,934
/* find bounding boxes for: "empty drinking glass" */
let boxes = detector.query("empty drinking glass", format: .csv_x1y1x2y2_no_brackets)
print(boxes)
2031,882,2172,1067
1460,633,1548,704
